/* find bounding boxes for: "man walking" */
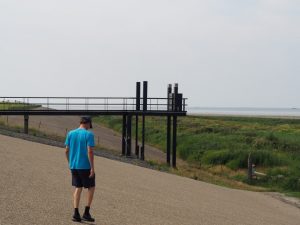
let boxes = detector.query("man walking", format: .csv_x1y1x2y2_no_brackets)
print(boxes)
65,116,96,222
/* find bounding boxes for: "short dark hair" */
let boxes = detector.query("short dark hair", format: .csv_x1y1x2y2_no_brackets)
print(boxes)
80,116,93,128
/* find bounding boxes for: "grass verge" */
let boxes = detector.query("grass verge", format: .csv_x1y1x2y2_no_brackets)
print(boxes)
93,115,300,195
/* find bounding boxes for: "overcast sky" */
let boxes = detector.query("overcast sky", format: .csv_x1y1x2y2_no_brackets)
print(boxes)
0,0,299,107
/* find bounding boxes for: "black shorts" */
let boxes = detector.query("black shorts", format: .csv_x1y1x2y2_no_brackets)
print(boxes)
71,169,95,189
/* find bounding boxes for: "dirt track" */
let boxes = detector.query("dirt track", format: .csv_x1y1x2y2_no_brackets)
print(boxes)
0,134,299,225
0,115,170,163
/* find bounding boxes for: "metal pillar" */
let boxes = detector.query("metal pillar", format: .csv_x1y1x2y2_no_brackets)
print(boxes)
135,82,141,157
136,82,141,110
172,115,177,168
126,114,132,157
141,115,145,160
143,81,148,111
24,114,29,134
122,115,126,155
167,116,171,165
166,84,172,166
172,83,179,168
135,115,139,157
141,81,148,160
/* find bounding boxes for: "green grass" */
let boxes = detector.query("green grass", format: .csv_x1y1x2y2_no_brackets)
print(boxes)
93,115,300,194
0,101,40,110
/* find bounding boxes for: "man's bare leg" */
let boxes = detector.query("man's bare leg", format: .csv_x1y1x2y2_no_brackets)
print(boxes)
83,187,95,222
87,187,95,207
73,188,83,222
73,187,83,208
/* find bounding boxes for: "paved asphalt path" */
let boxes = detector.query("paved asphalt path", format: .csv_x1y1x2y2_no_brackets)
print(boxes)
0,134,299,225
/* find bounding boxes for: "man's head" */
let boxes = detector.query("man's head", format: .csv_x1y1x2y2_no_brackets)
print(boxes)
80,116,93,129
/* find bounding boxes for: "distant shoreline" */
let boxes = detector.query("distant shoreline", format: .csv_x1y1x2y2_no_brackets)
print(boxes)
187,107,300,119
187,113,300,120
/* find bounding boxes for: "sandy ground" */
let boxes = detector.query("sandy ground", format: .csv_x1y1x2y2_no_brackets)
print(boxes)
0,134,299,225
0,115,171,163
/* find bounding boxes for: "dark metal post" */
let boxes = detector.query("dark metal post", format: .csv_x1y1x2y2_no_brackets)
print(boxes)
167,116,171,165
176,94,183,112
122,115,126,155
24,114,29,134
126,114,132,157
174,84,178,107
141,81,148,160
172,83,179,168
141,115,145,160
172,116,177,168
135,115,139,157
136,82,141,111
166,84,172,166
143,81,148,111
135,82,141,157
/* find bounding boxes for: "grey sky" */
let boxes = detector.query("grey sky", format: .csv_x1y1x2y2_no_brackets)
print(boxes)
0,0,299,107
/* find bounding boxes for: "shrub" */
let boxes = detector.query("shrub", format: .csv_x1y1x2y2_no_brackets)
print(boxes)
283,177,300,191
200,149,286,169
251,150,286,167
201,150,237,165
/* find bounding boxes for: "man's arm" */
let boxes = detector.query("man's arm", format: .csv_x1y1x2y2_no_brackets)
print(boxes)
88,146,95,178
65,147,69,163
65,132,70,164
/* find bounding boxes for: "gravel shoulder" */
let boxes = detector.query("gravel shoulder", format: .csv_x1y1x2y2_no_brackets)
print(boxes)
0,134,299,225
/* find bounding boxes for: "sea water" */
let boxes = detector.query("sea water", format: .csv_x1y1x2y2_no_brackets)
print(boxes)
187,107,300,117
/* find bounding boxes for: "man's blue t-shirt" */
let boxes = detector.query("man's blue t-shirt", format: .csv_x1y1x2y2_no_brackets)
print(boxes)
65,128,95,169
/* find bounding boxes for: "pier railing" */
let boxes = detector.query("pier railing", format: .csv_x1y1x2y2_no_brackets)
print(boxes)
0,97,187,112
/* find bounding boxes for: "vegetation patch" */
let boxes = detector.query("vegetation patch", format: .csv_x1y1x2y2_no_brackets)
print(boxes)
93,115,300,194
0,101,40,110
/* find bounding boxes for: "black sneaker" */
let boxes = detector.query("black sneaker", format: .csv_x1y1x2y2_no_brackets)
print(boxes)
72,208,82,222
72,214,82,222
82,206,95,222
82,213,95,222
